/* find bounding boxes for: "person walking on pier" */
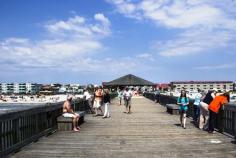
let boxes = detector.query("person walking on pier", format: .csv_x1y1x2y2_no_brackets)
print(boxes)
199,89,217,130
123,87,133,114
62,96,80,132
83,89,95,114
93,86,103,116
117,89,123,105
208,92,229,133
193,90,202,126
103,89,111,118
177,90,189,129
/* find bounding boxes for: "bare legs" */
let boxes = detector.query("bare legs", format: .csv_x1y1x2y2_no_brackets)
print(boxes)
124,99,131,114
180,112,186,129
94,101,103,116
73,114,80,132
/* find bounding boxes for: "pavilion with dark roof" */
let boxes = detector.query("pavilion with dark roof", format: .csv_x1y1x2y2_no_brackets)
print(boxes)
102,74,155,88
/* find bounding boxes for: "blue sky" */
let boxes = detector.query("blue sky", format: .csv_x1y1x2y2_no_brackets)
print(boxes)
0,0,236,84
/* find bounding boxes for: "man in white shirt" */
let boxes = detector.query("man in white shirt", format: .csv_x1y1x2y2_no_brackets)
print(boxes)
123,87,133,114
83,89,91,100
83,89,94,114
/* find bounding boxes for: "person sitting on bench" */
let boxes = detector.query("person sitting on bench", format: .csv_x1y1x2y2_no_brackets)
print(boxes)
62,95,80,132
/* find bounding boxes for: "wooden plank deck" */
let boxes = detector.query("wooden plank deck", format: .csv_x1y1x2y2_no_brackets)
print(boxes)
10,97,236,158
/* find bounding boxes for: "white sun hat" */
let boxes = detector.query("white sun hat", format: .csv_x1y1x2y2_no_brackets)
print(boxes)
212,88,218,92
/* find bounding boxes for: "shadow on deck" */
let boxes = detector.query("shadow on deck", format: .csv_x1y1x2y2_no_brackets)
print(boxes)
11,97,236,158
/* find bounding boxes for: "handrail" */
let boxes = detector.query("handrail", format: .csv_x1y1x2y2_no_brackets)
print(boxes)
0,99,85,157
143,92,236,138
0,94,117,157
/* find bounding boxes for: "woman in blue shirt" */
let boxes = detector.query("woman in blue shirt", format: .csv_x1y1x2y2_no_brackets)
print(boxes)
193,91,202,125
177,90,189,129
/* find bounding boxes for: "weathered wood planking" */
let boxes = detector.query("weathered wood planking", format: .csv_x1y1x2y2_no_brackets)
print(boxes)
11,97,236,158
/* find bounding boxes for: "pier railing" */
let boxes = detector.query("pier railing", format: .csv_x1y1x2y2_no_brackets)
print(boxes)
0,98,85,157
0,102,61,157
0,93,117,157
143,92,236,138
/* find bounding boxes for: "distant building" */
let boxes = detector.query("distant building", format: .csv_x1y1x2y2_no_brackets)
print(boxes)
0,83,41,94
58,84,84,94
156,83,170,91
39,84,62,94
171,81,234,92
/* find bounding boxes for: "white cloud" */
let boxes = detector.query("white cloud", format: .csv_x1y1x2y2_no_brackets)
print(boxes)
107,0,236,56
108,0,236,30
0,13,111,70
195,64,235,70
65,55,158,75
0,11,158,77
154,29,234,57
136,53,155,61
137,53,151,58
94,13,111,27
45,13,111,38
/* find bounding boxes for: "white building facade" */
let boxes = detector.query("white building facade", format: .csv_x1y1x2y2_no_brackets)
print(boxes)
171,81,234,92
0,83,41,94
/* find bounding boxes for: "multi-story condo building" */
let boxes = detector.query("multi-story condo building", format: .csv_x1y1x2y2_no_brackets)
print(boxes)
171,81,234,92
0,83,41,94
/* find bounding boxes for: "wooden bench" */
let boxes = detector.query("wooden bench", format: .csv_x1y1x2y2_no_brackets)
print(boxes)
57,111,86,131
166,104,179,115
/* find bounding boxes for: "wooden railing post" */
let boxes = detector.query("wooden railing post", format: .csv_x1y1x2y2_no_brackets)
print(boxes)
143,93,236,138
218,108,224,133
232,110,236,139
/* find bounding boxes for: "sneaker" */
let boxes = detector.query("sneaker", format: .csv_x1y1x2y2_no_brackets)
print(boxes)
208,130,215,134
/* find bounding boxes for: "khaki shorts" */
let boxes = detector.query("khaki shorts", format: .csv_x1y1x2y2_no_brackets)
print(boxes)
124,99,131,107
93,100,102,108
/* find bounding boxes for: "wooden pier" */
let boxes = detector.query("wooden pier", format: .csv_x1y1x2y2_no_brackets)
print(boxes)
10,97,236,158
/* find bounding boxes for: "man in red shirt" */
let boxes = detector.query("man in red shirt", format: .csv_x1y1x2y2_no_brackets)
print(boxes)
208,92,230,133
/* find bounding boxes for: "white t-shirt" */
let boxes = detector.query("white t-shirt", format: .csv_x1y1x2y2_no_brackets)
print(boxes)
123,90,132,100
83,91,91,100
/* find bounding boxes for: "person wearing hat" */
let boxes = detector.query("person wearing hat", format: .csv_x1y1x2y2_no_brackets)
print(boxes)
62,96,80,132
199,88,218,130
208,92,230,133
